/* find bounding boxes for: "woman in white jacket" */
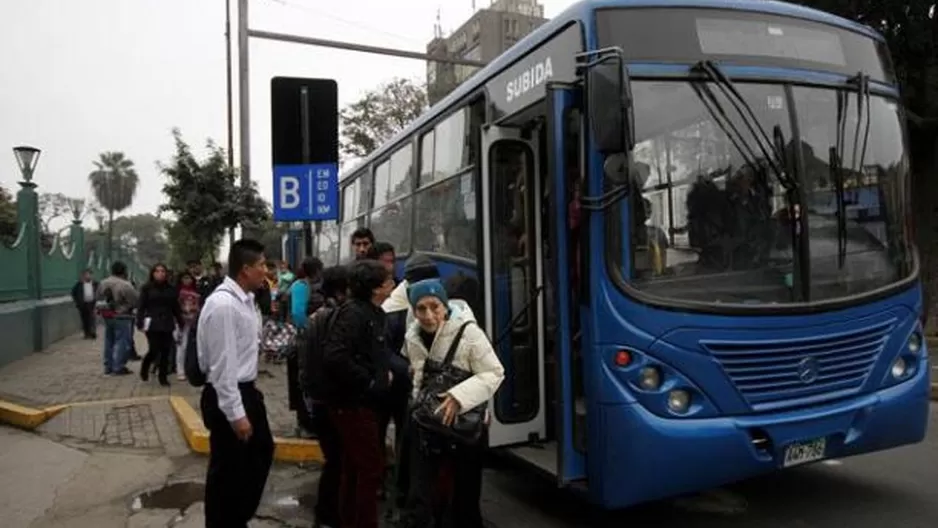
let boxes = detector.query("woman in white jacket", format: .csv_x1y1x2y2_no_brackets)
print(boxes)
400,278,504,528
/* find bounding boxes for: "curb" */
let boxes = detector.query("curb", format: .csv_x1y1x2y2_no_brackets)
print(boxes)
0,396,324,464
168,396,324,463
0,400,66,430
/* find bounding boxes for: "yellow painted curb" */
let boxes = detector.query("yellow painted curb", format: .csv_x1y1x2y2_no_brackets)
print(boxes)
0,400,65,430
168,396,324,463
275,436,324,463
169,396,210,454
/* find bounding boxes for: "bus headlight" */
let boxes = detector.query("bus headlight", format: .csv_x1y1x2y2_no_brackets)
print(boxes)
891,357,908,379
638,367,661,391
667,390,691,413
908,333,922,354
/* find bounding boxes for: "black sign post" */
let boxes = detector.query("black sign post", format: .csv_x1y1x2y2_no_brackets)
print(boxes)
270,77,339,258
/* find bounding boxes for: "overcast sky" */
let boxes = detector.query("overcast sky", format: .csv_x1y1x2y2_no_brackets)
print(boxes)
1,0,573,230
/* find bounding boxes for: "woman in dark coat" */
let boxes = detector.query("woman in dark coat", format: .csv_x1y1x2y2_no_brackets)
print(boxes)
136,263,183,386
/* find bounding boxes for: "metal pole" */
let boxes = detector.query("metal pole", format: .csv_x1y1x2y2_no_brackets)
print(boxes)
225,0,236,246
238,0,251,189
247,29,488,67
300,86,314,257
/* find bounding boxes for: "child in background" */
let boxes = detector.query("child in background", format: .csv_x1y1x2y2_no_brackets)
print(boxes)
175,272,201,381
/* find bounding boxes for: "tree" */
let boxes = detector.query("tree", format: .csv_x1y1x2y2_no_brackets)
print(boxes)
793,1,938,326
0,184,17,244
159,128,270,263
88,151,140,258
242,219,288,261
340,77,428,158
38,193,101,237
85,213,169,268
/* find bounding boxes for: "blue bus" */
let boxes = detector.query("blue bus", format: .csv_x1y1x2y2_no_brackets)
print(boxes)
303,0,930,510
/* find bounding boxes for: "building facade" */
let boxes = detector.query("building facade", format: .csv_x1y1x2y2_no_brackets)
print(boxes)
427,0,547,105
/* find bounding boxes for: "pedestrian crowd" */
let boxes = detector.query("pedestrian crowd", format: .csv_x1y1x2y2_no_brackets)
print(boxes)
71,226,505,528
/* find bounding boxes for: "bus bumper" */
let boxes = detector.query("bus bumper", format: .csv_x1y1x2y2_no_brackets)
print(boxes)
595,356,930,510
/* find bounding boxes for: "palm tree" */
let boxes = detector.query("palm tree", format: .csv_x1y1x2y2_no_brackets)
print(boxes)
88,151,139,259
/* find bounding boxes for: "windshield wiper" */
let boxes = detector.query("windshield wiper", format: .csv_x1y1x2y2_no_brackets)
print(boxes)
829,146,848,269
691,60,807,301
693,60,796,191
831,72,872,270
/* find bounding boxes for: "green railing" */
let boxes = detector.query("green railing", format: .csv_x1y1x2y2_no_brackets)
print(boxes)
0,180,147,303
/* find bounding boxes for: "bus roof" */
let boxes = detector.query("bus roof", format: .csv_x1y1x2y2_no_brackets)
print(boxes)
340,0,881,182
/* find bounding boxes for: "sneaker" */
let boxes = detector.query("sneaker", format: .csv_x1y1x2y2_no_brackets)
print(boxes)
177,374,187,381
112,367,133,376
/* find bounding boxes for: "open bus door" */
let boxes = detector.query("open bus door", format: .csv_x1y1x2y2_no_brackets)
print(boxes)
545,83,588,485
481,85,588,486
481,123,548,449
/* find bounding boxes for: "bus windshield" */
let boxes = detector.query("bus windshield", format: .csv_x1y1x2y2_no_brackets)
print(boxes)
617,80,914,306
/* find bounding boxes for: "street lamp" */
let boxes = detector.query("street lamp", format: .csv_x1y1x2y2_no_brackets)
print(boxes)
13,145,41,182
68,198,86,222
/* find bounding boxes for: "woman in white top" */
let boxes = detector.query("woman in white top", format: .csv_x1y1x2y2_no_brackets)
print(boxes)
400,278,504,528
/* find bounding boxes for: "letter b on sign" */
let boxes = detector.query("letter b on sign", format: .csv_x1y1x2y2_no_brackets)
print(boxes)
280,176,300,209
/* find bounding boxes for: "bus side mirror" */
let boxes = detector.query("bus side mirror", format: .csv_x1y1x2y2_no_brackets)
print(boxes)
585,55,634,155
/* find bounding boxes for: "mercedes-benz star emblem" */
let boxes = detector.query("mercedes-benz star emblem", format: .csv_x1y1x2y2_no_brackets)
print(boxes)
797,357,821,384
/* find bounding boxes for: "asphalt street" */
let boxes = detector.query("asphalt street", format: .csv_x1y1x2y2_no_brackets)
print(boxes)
480,403,938,528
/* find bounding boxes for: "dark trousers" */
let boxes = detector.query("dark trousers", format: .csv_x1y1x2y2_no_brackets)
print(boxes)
330,406,383,528
401,426,486,528
142,331,173,383
201,383,275,528
287,352,314,431
378,390,410,503
312,402,341,527
78,302,96,338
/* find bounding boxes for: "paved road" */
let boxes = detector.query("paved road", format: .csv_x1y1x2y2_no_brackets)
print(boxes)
480,404,938,528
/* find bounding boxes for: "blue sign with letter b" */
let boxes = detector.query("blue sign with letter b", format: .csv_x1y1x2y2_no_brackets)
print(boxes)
272,163,339,222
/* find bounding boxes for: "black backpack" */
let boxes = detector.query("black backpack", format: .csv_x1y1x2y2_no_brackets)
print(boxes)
302,304,341,400
185,289,237,387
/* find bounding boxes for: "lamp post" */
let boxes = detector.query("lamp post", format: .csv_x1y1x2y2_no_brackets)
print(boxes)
12,145,42,308
13,145,41,183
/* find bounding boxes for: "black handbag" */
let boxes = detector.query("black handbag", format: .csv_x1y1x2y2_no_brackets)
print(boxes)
410,321,487,445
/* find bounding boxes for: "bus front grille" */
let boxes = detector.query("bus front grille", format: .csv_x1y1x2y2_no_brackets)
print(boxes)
700,318,897,411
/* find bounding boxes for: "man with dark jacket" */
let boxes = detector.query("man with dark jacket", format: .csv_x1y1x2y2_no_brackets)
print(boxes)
71,268,99,339
321,260,395,528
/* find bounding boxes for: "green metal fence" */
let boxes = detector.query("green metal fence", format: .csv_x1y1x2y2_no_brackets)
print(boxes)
0,180,147,303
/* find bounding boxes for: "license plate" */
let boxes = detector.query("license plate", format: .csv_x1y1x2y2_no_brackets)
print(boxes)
782,437,826,468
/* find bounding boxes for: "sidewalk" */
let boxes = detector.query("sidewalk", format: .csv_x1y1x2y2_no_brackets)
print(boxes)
0,329,319,463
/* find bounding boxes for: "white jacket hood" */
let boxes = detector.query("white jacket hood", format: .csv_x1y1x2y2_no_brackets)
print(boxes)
382,280,410,313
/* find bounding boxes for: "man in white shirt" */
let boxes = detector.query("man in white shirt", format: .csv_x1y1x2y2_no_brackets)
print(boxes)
196,238,273,528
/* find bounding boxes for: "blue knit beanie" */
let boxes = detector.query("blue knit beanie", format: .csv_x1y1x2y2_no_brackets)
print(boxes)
408,278,449,308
